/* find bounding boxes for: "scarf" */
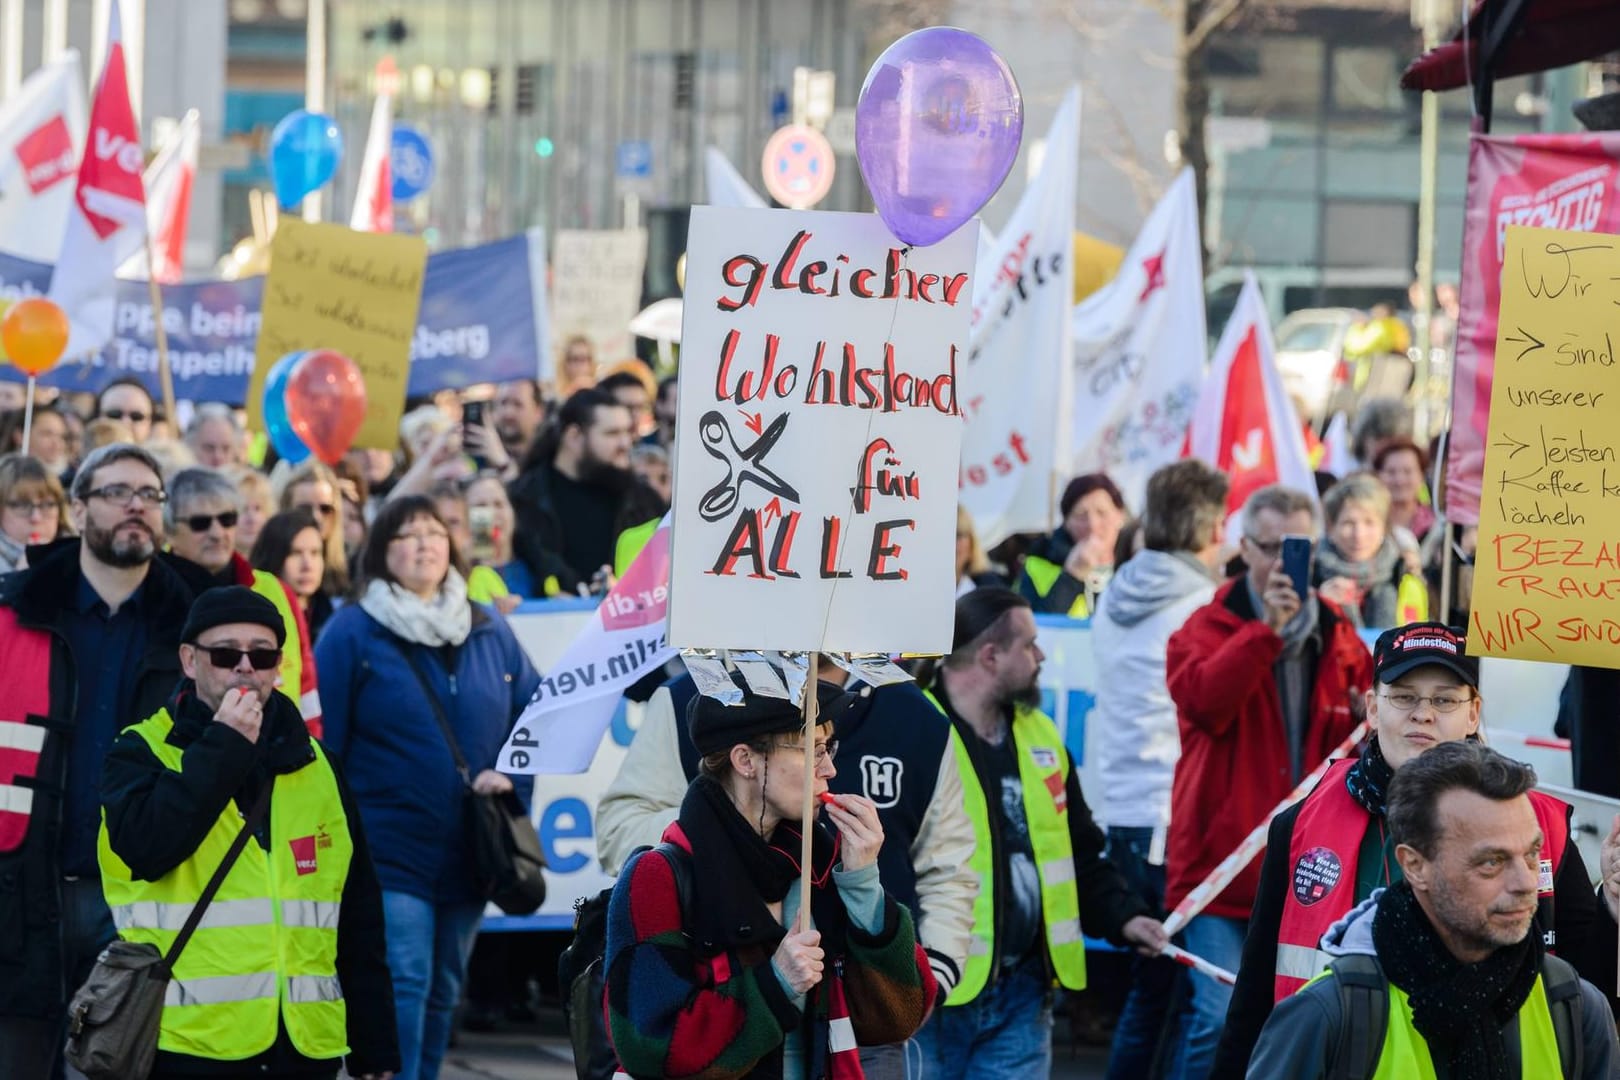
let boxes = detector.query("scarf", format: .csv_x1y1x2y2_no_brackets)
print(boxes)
1345,736,1395,816
0,532,24,574
1316,536,1404,628
1245,576,1319,656
1372,880,1542,1080
359,571,472,647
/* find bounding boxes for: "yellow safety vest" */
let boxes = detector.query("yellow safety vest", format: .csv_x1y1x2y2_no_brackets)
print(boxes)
1396,572,1429,625
1020,556,1090,619
466,564,511,605
614,517,661,578
98,710,352,1061
248,568,317,723
924,692,1087,1003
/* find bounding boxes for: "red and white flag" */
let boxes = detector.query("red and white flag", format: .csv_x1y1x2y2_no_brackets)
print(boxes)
47,3,145,358
1188,271,1317,539
350,64,395,232
120,108,198,283
0,52,86,263
1319,411,1353,479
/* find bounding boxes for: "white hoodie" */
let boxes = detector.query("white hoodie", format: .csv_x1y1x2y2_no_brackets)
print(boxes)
1091,549,1217,830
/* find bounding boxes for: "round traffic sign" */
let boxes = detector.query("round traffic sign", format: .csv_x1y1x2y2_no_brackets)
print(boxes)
390,124,435,202
761,124,836,210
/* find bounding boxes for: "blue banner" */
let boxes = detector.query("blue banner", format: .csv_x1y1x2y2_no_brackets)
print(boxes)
0,230,546,405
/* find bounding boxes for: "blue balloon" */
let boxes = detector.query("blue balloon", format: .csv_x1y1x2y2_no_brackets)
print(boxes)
390,125,435,202
264,351,311,464
269,110,344,209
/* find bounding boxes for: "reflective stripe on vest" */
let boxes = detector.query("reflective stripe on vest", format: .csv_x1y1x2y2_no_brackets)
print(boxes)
1022,557,1089,618
98,708,352,1061
1375,974,1562,1079
1274,758,1570,1001
925,691,1087,1003
249,569,306,720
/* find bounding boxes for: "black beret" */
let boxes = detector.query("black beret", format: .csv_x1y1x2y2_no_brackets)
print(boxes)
180,586,286,648
687,671,855,756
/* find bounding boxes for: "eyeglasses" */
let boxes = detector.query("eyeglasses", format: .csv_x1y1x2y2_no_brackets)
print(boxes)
1244,536,1304,559
299,501,337,519
4,499,55,517
182,511,239,532
771,738,839,766
190,643,281,671
84,484,166,507
100,408,149,424
391,529,450,547
1380,690,1474,714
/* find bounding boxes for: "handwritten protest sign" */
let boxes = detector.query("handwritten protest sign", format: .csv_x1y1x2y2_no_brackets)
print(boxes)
247,218,428,449
1470,224,1620,669
550,228,647,372
667,207,975,654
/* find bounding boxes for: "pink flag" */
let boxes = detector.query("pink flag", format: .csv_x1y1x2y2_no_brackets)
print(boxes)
47,2,145,357
120,109,198,284
1189,272,1317,539
350,61,396,233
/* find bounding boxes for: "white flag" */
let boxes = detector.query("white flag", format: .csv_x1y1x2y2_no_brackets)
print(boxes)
1070,168,1207,507
119,108,198,283
1188,272,1318,540
704,146,767,208
48,4,146,358
0,53,86,263
350,90,393,232
958,88,1079,546
1320,411,1352,478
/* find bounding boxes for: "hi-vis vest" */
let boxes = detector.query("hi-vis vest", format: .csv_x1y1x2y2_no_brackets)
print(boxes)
248,568,321,727
1274,758,1568,1000
98,709,352,1061
924,691,1086,1004
1395,573,1428,625
1021,556,1090,619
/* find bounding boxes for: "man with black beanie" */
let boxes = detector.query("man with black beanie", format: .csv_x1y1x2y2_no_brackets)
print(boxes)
96,587,399,1079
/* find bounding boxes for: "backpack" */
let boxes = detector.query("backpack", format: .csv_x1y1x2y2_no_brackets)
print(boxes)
1329,952,1584,1080
559,843,693,1080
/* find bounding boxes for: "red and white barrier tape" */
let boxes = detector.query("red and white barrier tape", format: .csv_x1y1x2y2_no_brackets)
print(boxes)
1160,942,1236,986
1485,728,1571,753
1162,720,1370,938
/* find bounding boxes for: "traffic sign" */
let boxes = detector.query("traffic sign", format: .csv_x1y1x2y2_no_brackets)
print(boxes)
760,124,835,210
390,124,435,202
616,140,653,179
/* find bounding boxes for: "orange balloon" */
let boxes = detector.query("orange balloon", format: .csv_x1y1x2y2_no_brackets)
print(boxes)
1,298,69,376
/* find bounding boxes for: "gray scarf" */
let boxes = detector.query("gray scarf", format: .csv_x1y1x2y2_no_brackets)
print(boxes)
359,571,472,647
1315,536,1404,629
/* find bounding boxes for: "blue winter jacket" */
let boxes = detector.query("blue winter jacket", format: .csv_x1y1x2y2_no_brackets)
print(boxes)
315,601,540,904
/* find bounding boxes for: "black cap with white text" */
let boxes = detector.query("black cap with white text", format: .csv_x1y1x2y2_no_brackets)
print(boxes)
1373,623,1478,688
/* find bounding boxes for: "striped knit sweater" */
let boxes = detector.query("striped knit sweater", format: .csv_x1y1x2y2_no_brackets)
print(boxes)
605,836,937,1079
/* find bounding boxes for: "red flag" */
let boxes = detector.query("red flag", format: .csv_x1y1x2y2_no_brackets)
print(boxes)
350,58,396,233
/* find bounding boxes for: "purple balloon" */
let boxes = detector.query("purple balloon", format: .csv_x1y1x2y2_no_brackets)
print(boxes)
855,27,1023,247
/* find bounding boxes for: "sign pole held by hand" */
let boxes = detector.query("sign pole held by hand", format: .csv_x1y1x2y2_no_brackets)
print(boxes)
145,235,177,430
798,652,820,933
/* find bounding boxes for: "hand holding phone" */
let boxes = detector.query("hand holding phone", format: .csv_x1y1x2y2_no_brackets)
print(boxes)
1263,535,1313,632
1280,535,1313,601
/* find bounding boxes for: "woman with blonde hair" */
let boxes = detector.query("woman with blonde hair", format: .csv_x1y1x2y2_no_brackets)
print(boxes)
229,465,278,556
955,506,1005,596
0,453,69,572
276,459,351,596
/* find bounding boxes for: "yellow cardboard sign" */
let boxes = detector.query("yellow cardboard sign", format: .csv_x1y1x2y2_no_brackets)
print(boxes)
247,218,427,450
1471,224,1620,667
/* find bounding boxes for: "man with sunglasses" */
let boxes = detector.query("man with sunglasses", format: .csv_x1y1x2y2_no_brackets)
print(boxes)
1161,484,1373,1080
1210,622,1620,1077
98,586,398,1079
166,468,322,738
94,377,156,444
0,444,203,1077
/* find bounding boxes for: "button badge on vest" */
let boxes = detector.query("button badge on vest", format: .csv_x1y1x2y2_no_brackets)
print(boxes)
1292,847,1343,906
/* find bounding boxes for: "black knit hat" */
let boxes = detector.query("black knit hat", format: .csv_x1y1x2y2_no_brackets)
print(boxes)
687,671,855,756
180,586,286,648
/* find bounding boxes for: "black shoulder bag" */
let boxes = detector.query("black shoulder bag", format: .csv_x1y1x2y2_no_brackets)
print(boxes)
65,785,272,1080
392,640,548,915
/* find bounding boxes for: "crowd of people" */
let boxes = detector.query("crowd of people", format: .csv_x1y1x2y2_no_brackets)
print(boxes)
0,350,1614,1080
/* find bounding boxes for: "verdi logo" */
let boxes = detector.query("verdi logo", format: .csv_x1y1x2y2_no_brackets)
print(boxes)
14,115,74,194
288,835,318,876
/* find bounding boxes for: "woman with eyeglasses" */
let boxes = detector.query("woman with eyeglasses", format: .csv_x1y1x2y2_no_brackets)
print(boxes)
603,672,935,1080
0,453,69,572
94,377,155,443
1210,622,1619,1077
277,460,351,603
314,495,539,1080
251,508,332,642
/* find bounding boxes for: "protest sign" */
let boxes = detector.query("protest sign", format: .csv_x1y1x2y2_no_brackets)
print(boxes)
667,207,975,655
1469,224,1620,669
497,516,676,775
247,219,427,448
958,88,1077,548
550,228,647,373
1447,133,1620,526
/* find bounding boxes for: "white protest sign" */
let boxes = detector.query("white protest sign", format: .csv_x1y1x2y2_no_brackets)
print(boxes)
550,228,648,366
497,517,676,774
959,88,1078,547
667,207,976,654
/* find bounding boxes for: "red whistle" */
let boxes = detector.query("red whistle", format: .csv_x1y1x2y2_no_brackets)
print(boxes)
818,792,839,806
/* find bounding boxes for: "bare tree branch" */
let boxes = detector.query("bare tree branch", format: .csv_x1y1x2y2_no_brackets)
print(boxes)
1184,0,1250,59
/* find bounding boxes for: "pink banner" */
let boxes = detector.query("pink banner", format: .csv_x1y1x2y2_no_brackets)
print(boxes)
1448,132,1620,524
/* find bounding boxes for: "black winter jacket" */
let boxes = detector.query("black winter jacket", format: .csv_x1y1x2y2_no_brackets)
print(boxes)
100,681,400,1077
0,538,197,1018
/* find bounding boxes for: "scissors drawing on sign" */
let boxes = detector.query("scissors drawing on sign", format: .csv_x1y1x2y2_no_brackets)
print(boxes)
698,410,800,522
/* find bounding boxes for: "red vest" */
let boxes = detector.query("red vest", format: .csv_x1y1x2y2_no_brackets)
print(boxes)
0,606,54,852
1273,757,1569,1001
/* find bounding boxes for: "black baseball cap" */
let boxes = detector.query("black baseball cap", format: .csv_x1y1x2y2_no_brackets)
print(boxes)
1373,623,1478,689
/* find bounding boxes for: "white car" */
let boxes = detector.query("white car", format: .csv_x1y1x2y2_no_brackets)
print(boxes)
1272,307,1360,427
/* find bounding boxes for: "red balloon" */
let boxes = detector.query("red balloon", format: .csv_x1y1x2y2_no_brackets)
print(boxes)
285,349,367,464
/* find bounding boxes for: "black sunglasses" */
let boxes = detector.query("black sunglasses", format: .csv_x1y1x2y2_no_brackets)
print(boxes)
183,510,239,532
301,502,337,518
101,408,149,424
190,644,281,671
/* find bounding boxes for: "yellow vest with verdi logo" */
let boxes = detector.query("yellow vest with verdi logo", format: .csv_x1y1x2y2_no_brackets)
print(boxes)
97,709,351,1061
924,691,1086,1003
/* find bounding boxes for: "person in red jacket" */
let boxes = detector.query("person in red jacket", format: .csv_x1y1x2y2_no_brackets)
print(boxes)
1161,483,1373,1080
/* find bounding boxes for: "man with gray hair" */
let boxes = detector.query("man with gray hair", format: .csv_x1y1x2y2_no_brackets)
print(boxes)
0,444,203,1077
165,467,322,736
1159,484,1373,1080
183,403,244,469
